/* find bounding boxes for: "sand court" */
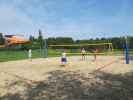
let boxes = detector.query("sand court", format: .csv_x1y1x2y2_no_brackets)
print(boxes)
0,56,133,99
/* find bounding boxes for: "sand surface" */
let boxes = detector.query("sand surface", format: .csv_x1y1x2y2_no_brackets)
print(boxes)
0,56,133,100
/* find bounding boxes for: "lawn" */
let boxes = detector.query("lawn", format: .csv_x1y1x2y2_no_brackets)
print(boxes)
0,49,132,62
0,50,42,62
0,49,62,62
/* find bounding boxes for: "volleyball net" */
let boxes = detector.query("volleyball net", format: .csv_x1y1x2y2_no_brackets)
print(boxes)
48,43,114,56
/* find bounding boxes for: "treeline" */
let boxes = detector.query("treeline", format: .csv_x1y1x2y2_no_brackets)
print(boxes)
0,30,133,50
0,33,5,45
28,35,133,50
46,37,133,49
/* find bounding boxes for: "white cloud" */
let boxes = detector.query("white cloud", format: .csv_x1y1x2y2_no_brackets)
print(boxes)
0,0,132,39
0,3,38,37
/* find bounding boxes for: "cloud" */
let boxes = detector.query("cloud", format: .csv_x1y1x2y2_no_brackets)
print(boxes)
0,0,133,39
0,3,38,37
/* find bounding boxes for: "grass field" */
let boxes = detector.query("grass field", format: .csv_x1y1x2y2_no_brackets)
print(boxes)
0,49,132,62
0,50,42,62
0,49,63,62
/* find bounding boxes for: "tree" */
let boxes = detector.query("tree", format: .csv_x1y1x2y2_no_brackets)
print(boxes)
0,33,5,45
47,38,56,45
128,36,133,49
55,37,74,45
38,29,44,49
29,35,35,41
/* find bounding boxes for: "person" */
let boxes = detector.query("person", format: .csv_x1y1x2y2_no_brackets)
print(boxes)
94,48,98,61
81,48,86,60
28,49,32,61
61,50,67,66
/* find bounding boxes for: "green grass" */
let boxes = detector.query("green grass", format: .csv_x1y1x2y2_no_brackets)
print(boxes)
0,49,61,62
0,50,42,62
0,49,132,62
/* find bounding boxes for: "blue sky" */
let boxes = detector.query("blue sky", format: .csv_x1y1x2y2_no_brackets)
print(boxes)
0,0,133,39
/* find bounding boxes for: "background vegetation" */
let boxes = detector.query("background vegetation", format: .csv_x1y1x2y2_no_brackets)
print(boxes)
0,30,133,62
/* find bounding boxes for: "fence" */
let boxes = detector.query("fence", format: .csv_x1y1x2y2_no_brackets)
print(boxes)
0,49,44,62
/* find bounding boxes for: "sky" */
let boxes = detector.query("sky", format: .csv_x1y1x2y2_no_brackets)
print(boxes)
0,0,133,39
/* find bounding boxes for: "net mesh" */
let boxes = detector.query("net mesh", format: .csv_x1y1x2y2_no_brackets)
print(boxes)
48,43,114,56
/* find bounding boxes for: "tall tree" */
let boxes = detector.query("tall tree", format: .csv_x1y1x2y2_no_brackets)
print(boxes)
0,33,5,45
38,29,44,49
29,35,35,41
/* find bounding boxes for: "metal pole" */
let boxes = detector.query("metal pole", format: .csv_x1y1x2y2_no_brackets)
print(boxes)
125,36,130,64
44,39,48,58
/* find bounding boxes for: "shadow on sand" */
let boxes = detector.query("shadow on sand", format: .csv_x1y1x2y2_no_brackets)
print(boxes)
1,70,133,100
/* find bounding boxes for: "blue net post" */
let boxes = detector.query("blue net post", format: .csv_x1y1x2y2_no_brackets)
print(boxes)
44,39,48,58
124,43,130,64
